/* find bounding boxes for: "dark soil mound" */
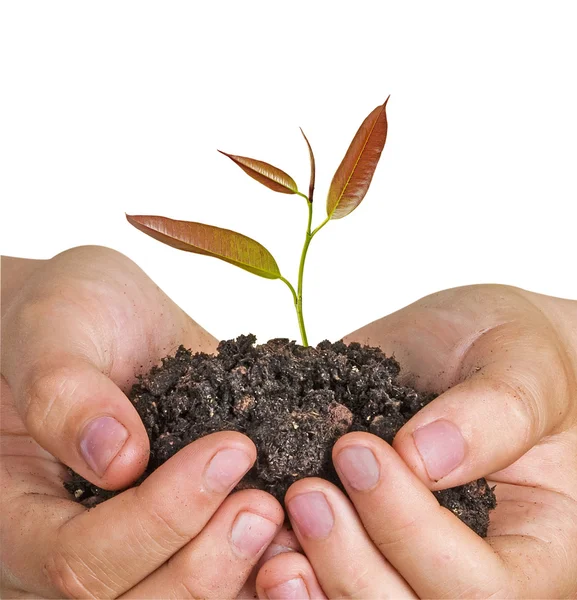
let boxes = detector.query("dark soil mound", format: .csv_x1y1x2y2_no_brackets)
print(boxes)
66,335,496,537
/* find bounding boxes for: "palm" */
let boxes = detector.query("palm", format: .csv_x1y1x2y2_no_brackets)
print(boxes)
488,432,577,583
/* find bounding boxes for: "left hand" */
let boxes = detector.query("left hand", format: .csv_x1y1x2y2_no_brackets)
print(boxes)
1,247,286,599
255,285,577,599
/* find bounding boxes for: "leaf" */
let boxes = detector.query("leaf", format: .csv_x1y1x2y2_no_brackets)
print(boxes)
300,127,316,202
326,97,389,220
218,150,299,195
126,214,281,279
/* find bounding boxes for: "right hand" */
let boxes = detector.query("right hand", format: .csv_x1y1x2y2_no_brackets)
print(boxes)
1,246,283,598
256,284,577,599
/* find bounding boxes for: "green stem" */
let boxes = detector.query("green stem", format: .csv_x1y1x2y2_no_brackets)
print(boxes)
280,275,306,345
295,200,314,346
280,275,298,306
282,194,331,347
311,215,330,238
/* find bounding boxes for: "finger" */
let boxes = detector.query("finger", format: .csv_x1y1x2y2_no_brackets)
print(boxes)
393,318,572,489
256,552,328,600
332,432,510,598
236,524,302,599
2,349,149,490
1,249,151,488
1,245,217,489
35,432,255,599
124,489,283,599
285,479,416,599
344,284,575,489
256,524,301,569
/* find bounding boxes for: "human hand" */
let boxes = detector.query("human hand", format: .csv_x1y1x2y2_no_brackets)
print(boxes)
1,246,283,598
255,285,577,599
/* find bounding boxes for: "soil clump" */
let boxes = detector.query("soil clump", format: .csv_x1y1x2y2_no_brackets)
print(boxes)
66,335,496,537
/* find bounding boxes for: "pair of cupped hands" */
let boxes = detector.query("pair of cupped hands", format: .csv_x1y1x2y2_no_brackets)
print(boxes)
1,246,576,599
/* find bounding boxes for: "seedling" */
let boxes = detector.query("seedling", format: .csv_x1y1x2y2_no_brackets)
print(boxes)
81,102,496,535
127,98,389,346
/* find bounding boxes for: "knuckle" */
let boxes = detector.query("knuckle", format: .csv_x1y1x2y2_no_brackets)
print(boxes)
44,549,109,599
172,579,204,599
24,365,81,435
373,512,424,555
136,506,191,556
334,565,374,599
134,486,192,548
169,569,220,600
165,545,239,600
489,376,544,442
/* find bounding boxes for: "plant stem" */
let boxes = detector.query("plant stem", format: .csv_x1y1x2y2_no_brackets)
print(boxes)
280,275,307,345
311,215,330,238
282,198,331,347
280,276,298,306
294,200,314,346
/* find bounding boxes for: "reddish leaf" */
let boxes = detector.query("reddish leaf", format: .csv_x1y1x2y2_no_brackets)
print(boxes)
218,150,298,195
300,127,316,202
126,214,281,279
326,97,389,220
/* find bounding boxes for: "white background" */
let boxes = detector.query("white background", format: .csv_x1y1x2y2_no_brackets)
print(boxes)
1,1,576,345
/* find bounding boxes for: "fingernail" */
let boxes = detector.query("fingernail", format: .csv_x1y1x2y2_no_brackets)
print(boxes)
79,416,129,477
287,492,334,539
231,511,278,558
335,445,380,491
204,448,252,492
413,419,466,481
266,577,309,599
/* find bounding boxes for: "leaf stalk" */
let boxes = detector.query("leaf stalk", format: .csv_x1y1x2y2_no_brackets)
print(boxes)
280,276,298,306
311,216,330,238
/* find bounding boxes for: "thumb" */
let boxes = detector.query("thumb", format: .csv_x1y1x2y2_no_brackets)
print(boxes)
344,285,575,489
393,322,569,489
11,354,149,490
1,287,149,491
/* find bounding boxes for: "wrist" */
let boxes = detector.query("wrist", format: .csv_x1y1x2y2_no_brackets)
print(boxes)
1,256,47,318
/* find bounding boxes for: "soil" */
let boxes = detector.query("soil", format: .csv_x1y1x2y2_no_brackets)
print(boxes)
66,335,496,537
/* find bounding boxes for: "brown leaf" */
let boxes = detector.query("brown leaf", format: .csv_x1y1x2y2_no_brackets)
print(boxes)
126,214,281,279
326,97,389,219
218,150,299,195
300,127,316,202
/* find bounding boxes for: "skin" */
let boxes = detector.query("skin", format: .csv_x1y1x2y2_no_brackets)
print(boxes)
1,247,285,599
2,247,577,598
259,286,577,599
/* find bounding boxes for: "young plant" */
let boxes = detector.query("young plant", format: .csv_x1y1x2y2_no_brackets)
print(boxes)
127,98,389,347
